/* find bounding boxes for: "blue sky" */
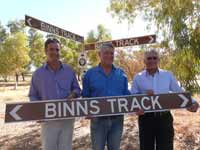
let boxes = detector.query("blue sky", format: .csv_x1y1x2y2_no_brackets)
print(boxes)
0,0,156,39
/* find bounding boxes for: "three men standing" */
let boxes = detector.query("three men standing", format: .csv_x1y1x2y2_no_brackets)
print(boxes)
29,39,199,150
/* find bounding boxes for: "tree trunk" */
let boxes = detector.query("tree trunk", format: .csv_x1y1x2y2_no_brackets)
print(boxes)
21,73,25,81
14,73,19,90
3,76,8,82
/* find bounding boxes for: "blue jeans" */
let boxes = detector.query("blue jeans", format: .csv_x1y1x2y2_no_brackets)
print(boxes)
90,115,124,150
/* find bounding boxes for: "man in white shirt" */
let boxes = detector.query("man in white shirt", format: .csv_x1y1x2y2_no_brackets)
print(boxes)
131,49,199,150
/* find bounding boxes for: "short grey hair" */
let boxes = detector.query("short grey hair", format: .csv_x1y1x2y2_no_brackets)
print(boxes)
144,49,159,59
98,42,114,51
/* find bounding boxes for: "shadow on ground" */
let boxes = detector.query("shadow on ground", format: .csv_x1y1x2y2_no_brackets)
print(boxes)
0,117,199,150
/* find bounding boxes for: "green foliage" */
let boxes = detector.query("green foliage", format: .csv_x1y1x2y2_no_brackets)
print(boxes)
108,0,200,91
160,49,200,92
0,22,7,42
86,24,112,66
7,20,25,34
108,0,200,54
115,49,145,81
171,50,199,92
29,29,45,67
0,32,30,77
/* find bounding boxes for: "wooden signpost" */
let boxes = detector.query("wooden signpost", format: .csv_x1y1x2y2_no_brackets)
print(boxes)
25,15,156,49
5,92,192,123
25,15,84,43
84,34,156,50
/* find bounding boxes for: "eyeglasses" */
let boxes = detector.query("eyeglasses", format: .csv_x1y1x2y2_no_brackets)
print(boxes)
147,57,157,60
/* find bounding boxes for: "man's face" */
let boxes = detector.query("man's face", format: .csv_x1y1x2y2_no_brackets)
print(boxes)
144,52,159,70
45,42,60,63
99,47,114,66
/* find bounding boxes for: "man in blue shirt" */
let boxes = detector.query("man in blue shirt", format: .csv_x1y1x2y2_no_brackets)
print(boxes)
82,43,130,150
131,49,199,150
29,38,81,150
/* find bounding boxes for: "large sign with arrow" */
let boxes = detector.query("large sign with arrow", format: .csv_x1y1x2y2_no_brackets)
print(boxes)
25,15,84,43
84,34,156,50
5,92,192,123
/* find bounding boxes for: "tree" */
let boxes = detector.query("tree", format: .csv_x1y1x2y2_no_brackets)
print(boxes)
28,29,45,67
160,49,200,93
108,0,200,91
115,49,144,81
86,24,112,66
108,0,200,55
0,22,7,42
0,32,30,87
7,19,29,82
0,22,8,81
7,20,25,34
0,44,10,81
60,38,82,75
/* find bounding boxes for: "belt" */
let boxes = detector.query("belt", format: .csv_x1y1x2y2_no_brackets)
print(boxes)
98,115,123,119
144,111,170,117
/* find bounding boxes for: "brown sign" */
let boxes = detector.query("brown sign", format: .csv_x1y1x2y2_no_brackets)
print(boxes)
25,15,84,43
84,34,156,50
5,92,192,123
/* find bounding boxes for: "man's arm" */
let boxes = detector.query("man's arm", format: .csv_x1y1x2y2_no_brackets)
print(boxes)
28,73,40,101
130,75,144,115
124,77,131,95
130,76,140,94
169,72,184,92
81,72,90,98
81,72,92,119
69,72,81,98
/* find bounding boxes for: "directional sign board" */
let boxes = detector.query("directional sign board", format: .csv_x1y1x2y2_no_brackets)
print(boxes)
5,92,192,123
84,34,156,50
25,15,84,43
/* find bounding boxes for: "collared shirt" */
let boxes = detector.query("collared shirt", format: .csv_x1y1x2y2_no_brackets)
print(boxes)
82,64,130,98
131,68,183,94
29,62,81,101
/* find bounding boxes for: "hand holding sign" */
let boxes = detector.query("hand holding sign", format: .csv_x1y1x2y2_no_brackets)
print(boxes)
146,89,154,96
134,89,155,116
187,102,199,112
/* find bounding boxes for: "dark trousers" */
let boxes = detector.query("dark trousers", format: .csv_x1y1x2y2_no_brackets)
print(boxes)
138,111,174,150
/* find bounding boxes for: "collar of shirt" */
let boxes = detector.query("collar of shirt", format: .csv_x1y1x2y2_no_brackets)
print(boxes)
145,68,160,77
97,63,116,76
43,61,64,72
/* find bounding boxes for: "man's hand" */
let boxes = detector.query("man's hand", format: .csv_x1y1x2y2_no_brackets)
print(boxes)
146,89,154,95
134,89,154,116
133,90,154,116
187,102,199,112
85,116,93,120
67,92,77,99
128,109,144,116
136,109,145,115
37,120,45,123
